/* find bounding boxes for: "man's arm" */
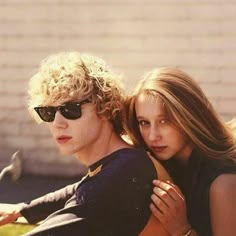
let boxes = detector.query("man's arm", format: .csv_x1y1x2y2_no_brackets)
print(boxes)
21,181,79,224
0,181,79,226
22,151,158,236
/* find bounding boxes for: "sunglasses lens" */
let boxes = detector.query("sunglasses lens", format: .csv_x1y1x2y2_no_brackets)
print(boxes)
34,107,56,122
61,103,82,120
34,99,90,122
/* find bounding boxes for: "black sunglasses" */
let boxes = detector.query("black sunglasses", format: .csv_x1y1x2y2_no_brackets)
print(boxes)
34,98,92,122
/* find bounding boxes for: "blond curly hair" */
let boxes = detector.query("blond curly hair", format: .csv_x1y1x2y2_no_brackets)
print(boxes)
28,52,125,135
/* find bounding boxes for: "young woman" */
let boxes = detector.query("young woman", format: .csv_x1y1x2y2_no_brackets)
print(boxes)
125,67,236,236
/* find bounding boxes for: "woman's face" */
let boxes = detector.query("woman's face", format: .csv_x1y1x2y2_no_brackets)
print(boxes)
135,93,192,162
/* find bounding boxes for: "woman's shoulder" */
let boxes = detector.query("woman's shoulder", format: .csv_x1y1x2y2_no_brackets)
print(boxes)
210,173,236,193
209,173,236,236
209,173,236,216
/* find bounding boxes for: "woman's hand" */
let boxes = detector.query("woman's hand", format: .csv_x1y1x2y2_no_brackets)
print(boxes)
0,204,22,226
150,180,191,236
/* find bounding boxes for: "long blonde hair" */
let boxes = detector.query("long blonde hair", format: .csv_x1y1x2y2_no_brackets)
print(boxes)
125,67,236,161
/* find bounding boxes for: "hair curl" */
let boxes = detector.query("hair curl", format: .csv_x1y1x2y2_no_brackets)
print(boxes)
28,52,125,135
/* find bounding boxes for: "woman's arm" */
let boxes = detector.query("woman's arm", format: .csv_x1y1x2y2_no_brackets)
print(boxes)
210,173,236,236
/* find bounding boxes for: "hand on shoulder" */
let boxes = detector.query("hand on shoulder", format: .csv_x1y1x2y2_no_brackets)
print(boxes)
150,180,191,236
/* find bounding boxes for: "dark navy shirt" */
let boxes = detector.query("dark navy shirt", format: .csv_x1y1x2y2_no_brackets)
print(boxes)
21,148,157,236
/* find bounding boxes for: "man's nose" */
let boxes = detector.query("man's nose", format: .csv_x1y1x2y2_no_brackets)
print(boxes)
52,111,68,128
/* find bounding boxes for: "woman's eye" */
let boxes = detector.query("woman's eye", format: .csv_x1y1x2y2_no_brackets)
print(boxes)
138,120,149,126
160,119,169,124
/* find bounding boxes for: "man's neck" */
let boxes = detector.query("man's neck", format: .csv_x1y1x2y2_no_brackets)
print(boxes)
75,125,131,167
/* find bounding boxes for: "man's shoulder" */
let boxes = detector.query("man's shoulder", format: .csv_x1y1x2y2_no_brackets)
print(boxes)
104,148,157,179
108,147,150,164
111,147,149,160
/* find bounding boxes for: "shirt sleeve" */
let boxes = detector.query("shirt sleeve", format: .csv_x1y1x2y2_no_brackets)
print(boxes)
28,162,156,236
23,150,157,236
20,181,79,224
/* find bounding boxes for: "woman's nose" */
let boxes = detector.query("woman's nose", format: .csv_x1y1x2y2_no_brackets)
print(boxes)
148,126,161,142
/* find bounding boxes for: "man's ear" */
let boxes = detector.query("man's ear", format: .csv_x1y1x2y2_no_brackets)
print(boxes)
99,115,109,121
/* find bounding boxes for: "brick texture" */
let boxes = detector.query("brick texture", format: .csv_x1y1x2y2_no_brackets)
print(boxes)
0,0,236,176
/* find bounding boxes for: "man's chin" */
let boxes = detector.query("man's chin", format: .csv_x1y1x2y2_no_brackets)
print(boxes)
59,149,75,156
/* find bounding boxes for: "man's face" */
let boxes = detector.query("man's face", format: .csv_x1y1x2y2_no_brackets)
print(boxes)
47,100,105,163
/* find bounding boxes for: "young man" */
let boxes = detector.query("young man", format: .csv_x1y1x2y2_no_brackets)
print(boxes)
0,52,157,236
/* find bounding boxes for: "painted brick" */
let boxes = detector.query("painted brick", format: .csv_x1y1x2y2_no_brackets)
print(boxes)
1,0,236,176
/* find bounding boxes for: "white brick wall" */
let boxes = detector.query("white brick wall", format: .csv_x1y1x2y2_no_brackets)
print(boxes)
0,0,236,176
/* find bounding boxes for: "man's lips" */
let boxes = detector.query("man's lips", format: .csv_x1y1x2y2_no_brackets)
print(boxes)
56,136,72,144
151,146,167,153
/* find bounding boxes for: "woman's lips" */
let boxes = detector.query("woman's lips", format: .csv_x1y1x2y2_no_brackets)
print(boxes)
151,146,167,153
56,136,72,144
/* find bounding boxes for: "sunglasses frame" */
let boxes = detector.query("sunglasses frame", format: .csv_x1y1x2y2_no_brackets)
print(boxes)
34,98,92,122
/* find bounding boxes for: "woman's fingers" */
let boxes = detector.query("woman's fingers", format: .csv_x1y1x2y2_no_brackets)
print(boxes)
153,180,185,200
152,186,174,210
151,192,170,214
166,180,185,199
151,180,191,235
150,202,165,220
152,180,186,218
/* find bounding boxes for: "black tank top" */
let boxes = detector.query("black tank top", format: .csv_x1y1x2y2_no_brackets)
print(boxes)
163,150,236,236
